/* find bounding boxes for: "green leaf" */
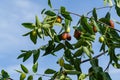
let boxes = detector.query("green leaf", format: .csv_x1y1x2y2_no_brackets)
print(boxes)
117,54,120,60
64,49,74,65
43,41,55,56
92,19,100,32
65,41,74,49
74,58,81,71
20,64,29,73
112,63,120,68
44,69,56,74
54,35,60,43
81,16,93,34
104,0,113,6
41,8,46,14
45,10,56,16
102,72,112,80
109,47,118,63
32,62,38,73
100,43,106,52
74,39,83,48
61,11,72,21
74,47,83,57
105,12,110,20
30,30,37,44
54,43,65,52
65,70,81,75
1,70,9,78
33,49,40,64
48,0,52,8
83,46,91,58
35,15,41,27
17,51,32,62
114,0,120,8
64,64,74,70
115,5,120,17
27,75,33,80
92,8,97,21
38,77,42,80
15,70,23,73
60,6,72,21
90,59,99,67
60,6,66,13
20,73,26,80
22,23,35,29
22,31,31,36
79,73,87,80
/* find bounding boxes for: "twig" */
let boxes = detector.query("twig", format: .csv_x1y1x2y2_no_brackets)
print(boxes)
81,50,108,64
56,9,120,33
36,73,52,77
86,5,115,16
104,61,111,72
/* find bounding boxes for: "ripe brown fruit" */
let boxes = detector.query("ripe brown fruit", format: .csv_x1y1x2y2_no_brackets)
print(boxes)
56,16,62,23
93,26,97,33
67,34,71,41
61,32,71,41
61,32,68,40
74,30,81,39
109,20,114,28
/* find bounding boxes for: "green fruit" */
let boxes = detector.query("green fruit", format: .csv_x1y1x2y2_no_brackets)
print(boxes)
32,30,37,36
58,58,64,67
20,73,26,80
99,36,104,43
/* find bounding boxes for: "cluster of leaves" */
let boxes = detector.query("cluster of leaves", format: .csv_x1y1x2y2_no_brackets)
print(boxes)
16,63,41,80
0,0,117,80
0,70,12,80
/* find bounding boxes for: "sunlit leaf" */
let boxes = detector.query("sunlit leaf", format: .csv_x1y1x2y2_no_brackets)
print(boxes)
83,46,91,58
22,23,35,29
65,70,81,75
20,64,29,73
1,70,9,78
64,64,74,70
33,49,40,64
65,41,74,49
74,47,83,57
32,62,38,73
115,5,120,17
27,75,33,80
54,43,65,52
20,73,26,80
48,0,52,8
92,8,97,21
44,69,56,74
45,10,56,16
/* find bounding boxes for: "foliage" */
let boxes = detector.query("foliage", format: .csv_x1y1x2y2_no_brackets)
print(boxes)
1,0,120,80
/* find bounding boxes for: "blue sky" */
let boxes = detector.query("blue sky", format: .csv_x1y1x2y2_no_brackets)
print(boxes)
0,0,120,80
